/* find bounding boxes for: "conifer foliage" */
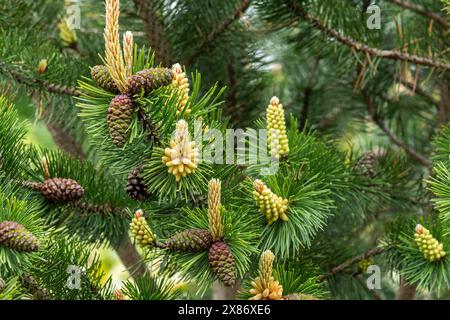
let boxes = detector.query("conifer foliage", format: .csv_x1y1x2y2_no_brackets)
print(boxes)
0,0,449,301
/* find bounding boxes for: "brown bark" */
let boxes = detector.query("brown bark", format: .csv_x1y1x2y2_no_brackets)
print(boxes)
45,121,86,159
212,280,241,300
113,235,147,278
395,277,416,300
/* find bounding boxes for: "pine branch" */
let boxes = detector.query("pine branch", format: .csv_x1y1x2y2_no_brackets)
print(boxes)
184,0,252,67
133,0,173,66
387,0,449,30
319,247,385,280
284,0,450,70
299,57,320,130
113,235,148,278
0,59,80,97
42,108,86,160
363,89,432,168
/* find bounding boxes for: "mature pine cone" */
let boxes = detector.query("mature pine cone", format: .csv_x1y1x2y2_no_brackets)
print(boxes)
91,65,119,93
107,94,134,147
125,166,151,201
0,221,40,252
208,241,236,286
27,178,84,203
166,229,213,252
126,67,173,96
356,151,378,177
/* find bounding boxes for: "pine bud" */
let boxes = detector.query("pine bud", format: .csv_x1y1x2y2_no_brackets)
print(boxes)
414,224,446,262
129,210,156,248
0,221,40,252
253,179,288,224
123,31,134,78
161,120,199,182
37,59,47,74
266,96,289,159
208,179,223,241
171,63,191,116
248,250,283,300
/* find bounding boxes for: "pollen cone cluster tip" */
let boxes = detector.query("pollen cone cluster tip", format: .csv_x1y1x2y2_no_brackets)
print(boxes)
249,250,283,300
104,0,127,92
266,96,289,159
162,120,199,182
208,178,223,241
171,63,191,116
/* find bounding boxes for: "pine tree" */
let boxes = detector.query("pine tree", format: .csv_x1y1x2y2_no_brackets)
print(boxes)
0,0,449,301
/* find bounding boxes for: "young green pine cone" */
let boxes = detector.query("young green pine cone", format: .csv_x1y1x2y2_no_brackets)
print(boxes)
171,63,191,116
166,229,213,252
253,179,288,224
267,96,289,159
414,224,446,262
125,165,151,201
126,67,173,95
0,221,40,252
283,293,318,300
208,241,236,287
162,120,199,182
130,210,156,248
107,94,134,147
25,178,84,203
91,65,119,93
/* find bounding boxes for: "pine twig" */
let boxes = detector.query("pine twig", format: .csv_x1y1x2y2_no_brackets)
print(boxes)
363,89,432,168
184,0,252,67
284,0,450,70
0,59,80,97
319,247,385,280
387,0,449,30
